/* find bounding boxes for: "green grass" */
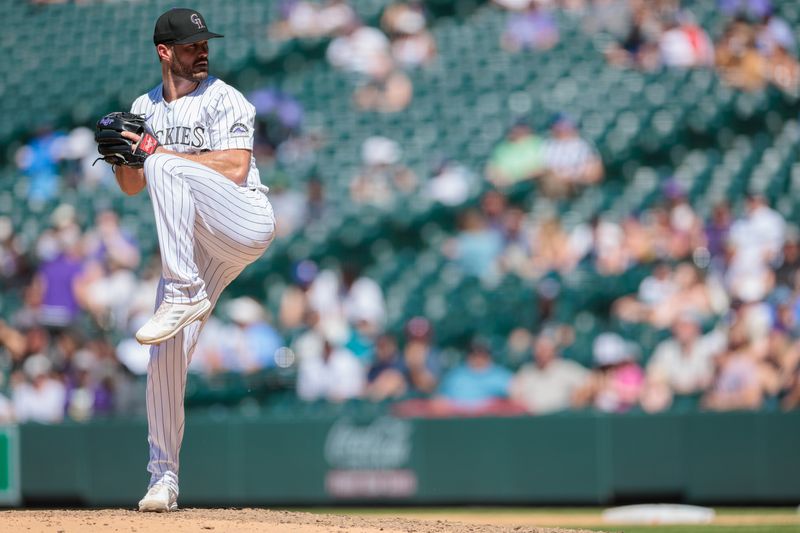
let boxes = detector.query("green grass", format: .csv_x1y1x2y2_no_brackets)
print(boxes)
306,507,797,516
584,524,800,533
300,507,799,532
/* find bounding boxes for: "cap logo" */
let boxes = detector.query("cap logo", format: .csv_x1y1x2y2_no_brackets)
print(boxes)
190,13,205,29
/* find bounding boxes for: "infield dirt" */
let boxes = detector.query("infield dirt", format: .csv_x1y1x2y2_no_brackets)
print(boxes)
0,508,602,533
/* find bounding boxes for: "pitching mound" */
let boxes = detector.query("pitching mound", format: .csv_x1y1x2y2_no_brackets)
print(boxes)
0,508,601,533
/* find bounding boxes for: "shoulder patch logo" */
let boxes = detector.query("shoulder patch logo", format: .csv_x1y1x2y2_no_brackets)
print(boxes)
230,122,249,136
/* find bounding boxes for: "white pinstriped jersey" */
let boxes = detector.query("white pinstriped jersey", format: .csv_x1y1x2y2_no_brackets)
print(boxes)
131,76,264,190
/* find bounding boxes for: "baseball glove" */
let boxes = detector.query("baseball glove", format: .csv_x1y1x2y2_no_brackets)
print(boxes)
94,112,161,168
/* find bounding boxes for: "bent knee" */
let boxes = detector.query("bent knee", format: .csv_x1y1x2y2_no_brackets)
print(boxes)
143,153,179,181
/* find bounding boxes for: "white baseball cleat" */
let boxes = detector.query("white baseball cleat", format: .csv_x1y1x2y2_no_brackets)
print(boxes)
135,298,211,345
138,481,178,512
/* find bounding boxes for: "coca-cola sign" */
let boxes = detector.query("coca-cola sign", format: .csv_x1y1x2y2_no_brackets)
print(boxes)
324,417,412,469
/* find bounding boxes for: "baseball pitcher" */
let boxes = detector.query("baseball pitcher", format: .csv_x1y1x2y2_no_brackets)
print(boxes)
94,8,276,511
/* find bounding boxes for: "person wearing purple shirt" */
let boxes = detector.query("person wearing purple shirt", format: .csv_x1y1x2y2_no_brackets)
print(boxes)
36,230,85,328
705,202,732,261
718,0,772,19
502,3,559,53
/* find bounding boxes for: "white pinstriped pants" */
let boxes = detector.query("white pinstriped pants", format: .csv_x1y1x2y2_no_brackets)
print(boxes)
142,153,275,491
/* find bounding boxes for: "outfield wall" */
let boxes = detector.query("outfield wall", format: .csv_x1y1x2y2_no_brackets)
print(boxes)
18,411,800,506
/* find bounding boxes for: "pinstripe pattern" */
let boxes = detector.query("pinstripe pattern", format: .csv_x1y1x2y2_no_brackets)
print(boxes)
132,76,265,190
133,76,275,492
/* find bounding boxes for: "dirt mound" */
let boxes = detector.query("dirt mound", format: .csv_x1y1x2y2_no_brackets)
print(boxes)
0,508,601,533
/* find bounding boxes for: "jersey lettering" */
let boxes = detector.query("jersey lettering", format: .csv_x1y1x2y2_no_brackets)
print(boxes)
132,77,262,188
155,126,206,148
192,127,205,148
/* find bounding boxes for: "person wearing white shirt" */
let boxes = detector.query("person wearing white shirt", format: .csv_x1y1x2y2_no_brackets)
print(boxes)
297,325,365,402
509,334,589,414
12,354,66,424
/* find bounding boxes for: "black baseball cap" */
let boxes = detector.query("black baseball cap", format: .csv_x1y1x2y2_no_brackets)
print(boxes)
153,8,223,46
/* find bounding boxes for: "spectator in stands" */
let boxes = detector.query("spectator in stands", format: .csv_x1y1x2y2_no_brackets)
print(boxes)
270,0,357,41
0,216,31,291
279,260,319,332
268,174,308,238
120,254,161,335
221,297,285,373
115,315,152,377
274,127,325,171
35,224,85,329
400,316,441,395
582,0,632,36
290,308,327,366
11,353,66,423
63,346,121,422
436,338,513,411
305,176,330,223
0,320,26,370
726,193,785,303
756,9,796,56
365,333,405,401
705,201,733,262
382,1,437,68
296,323,365,402
444,209,504,280
541,114,604,197
716,16,768,92
501,1,559,52
0,374,13,423
641,313,727,412
61,126,112,190
569,215,630,276
762,325,800,405
480,189,509,237
307,262,387,337
485,122,547,188
498,206,534,277
774,228,800,290
530,216,579,276
702,317,764,411
615,262,727,329
659,12,714,68
354,55,414,113
714,6,800,95
15,127,65,205
620,213,656,264
605,5,662,70
509,330,590,414
423,158,473,206
765,41,800,97
75,210,140,330
250,88,304,157
782,346,800,409
574,333,644,413
719,0,773,19
327,19,392,77
350,136,418,207
662,179,705,260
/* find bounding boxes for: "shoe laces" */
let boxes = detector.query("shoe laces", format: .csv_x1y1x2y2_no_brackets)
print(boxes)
152,303,184,327
145,483,166,498
153,304,173,320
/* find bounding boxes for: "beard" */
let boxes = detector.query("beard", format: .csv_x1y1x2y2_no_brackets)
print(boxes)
169,55,208,82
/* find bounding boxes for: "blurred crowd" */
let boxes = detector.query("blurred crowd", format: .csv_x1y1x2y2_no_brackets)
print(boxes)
4,0,800,423
271,0,435,113
595,0,799,94
269,184,800,416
